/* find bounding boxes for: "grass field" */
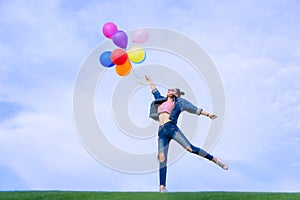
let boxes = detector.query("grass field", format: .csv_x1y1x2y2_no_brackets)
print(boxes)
0,191,300,200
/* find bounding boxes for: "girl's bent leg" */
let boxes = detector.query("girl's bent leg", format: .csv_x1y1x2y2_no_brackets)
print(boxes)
172,129,213,160
169,126,229,170
188,144,213,160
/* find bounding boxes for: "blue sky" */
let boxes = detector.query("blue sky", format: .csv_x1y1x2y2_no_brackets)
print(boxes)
1,0,300,192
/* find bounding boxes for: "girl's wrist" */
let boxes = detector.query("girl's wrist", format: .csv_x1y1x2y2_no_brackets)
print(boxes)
200,111,210,117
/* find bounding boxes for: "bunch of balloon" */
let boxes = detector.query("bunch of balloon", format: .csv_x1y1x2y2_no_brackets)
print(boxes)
99,22,149,76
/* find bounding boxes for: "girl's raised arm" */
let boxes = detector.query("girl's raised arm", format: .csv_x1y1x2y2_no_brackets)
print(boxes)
145,75,156,91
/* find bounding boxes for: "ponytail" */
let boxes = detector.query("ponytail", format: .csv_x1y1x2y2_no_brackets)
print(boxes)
175,88,185,98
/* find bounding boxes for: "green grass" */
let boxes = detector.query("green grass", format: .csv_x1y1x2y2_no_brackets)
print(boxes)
0,191,300,200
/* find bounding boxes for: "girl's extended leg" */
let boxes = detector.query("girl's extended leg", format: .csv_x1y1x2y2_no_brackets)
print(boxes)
158,132,171,191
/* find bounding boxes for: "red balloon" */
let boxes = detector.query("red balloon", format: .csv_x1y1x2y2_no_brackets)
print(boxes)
110,49,128,65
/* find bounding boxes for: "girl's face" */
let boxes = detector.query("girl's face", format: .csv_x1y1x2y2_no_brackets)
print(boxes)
167,88,177,97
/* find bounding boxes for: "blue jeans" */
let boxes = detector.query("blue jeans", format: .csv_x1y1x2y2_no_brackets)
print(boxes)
158,122,213,186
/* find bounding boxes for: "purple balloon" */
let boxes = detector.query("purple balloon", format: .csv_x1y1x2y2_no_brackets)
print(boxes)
112,30,128,49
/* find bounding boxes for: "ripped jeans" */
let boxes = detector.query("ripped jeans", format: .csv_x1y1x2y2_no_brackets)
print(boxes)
158,122,213,186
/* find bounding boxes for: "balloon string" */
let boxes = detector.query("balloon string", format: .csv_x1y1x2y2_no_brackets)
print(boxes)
131,68,147,85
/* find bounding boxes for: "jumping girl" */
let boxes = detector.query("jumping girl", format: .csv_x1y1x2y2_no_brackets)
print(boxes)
145,75,228,192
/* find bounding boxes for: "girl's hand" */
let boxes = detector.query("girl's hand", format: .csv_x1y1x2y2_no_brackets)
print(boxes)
208,114,217,120
145,75,152,82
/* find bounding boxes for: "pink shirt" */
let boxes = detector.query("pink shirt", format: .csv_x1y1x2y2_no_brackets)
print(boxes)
157,101,175,114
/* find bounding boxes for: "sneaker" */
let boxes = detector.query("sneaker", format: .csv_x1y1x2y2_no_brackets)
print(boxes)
159,186,167,193
160,188,167,193
214,157,228,170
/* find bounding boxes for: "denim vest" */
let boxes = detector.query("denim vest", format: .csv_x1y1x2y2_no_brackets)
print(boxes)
149,88,203,124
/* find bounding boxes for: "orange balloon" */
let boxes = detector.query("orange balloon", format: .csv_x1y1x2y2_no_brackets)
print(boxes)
116,59,132,76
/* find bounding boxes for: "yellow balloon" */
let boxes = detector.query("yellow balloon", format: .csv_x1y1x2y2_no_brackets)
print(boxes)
127,46,146,63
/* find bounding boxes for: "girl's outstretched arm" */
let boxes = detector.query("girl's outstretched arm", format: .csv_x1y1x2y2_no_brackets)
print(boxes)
145,75,156,91
200,110,218,119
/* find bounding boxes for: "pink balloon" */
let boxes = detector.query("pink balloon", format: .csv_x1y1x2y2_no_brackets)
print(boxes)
112,30,128,49
132,28,149,44
102,22,118,39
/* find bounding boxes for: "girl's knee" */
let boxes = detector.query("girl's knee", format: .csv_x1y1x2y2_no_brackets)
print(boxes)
186,144,200,154
158,153,166,163
186,146,193,153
